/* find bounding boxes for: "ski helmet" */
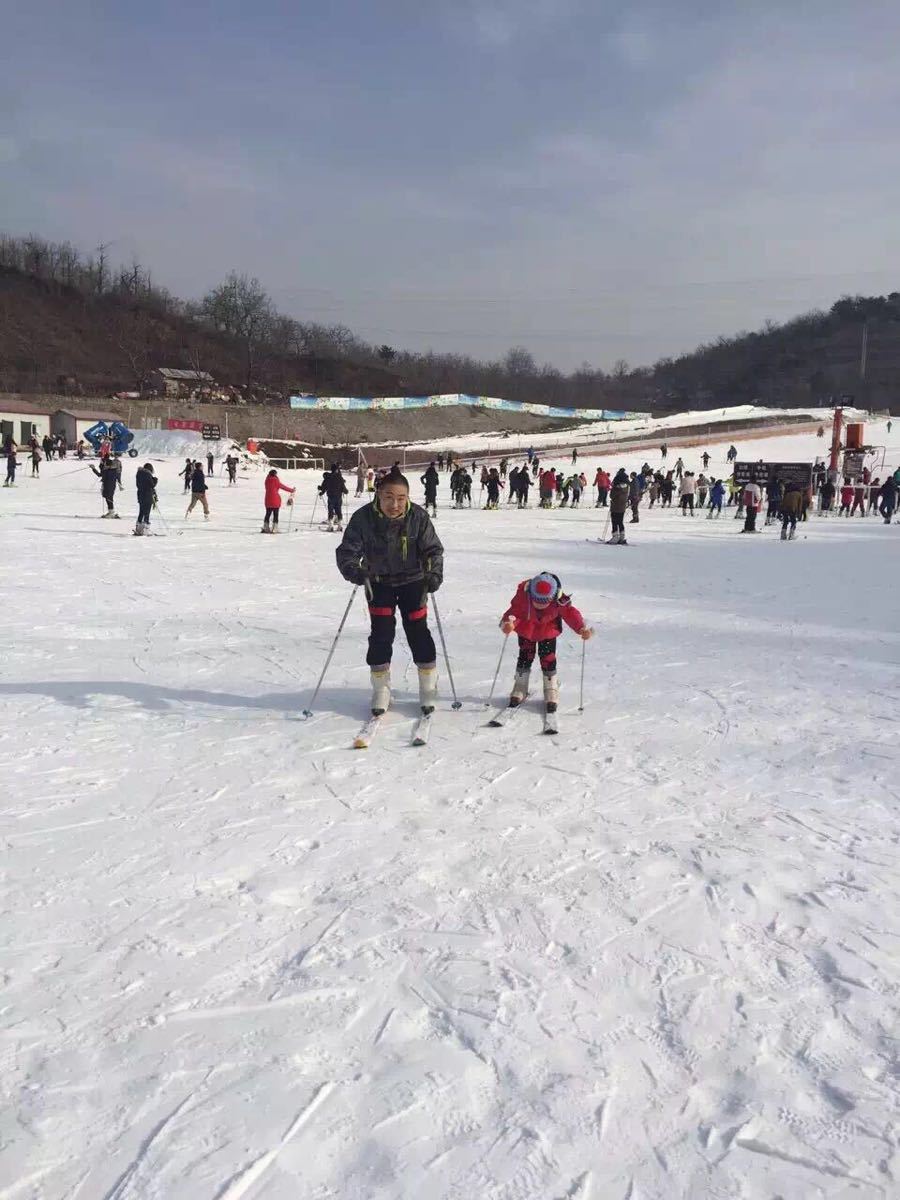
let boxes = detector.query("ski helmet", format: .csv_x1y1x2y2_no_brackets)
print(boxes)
528,573,559,605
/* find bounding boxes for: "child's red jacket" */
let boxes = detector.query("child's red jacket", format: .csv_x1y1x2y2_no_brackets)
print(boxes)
503,579,586,642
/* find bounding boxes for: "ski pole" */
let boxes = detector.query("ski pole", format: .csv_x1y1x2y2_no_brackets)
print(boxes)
286,496,296,534
600,508,611,543
486,634,509,706
431,593,462,710
578,638,586,712
302,586,359,718
308,493,320,527
153,500,170,534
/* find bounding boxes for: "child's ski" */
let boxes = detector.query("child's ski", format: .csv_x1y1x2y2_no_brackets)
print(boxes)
411,713,433,746
488,699,527,728
353,715,383,749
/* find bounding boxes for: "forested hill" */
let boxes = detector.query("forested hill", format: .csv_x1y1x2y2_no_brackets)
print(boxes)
0,234,897,412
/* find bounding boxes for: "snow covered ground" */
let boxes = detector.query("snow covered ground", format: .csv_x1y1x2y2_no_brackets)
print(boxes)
1,421,898,1199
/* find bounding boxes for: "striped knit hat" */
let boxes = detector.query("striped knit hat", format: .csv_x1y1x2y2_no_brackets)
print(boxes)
528,573,559,605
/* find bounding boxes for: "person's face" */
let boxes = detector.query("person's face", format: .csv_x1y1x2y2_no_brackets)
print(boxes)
379,483,409,519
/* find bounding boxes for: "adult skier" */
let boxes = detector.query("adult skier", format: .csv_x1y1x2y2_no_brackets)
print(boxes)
262,468,295,533
3,437,18,486
594,467,610,507
186,462,210,519
92,458,121,517
319,464,348,531
335,466,443,717
679,471,696,515
206,450,214,475
608,468,630,543
708,478,725,517
225,453,239,484
498,572,593,718
741,479,762,532
134,462,157,535
180,458,193,492
517,467,532,508
779,481,803,540
879,474,897,523
701,451,710,469
420,461,439,517
485,468,503,509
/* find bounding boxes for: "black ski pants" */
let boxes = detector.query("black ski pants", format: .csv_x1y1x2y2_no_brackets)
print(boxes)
264,506,279,526
137,499,153,525
781,511,797,535
611,511,625,536
366,580,436,668
326,495,343,521
516,636,557,675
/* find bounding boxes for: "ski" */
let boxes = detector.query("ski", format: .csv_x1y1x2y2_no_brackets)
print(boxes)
353,715,383,749
411,712,433,746
488,698,527,727
543,707,559,735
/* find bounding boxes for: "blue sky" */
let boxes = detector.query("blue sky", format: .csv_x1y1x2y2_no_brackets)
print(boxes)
4,1,900,369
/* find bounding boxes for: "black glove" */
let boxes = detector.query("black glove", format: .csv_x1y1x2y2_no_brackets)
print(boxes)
424,571,441,594
346,558,369,586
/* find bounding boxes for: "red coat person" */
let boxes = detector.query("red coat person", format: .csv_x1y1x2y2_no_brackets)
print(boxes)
265,473,295,508
501,577,587,642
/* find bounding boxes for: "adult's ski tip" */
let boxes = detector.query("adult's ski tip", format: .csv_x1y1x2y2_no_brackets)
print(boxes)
451,701,462,710
301,709,313,719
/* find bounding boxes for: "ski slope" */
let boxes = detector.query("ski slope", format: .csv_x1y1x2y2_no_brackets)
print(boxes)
1,421,898,1199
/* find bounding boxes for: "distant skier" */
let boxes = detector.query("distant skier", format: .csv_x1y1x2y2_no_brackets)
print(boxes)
741,480,762,532
262,468,295,533
674,456,685,481
571,447,578,464
779,481,803,540
335,466,443,716
355,463,366,497
517,467,532,508
594,467,610,507
30,447,41,477
498,572,593,716
660,443,668,459
838,480,853,516
879,474,897,522
679,471,695,515
696,473,709,509
708,478,725,517
134,462,157,535
185,462,210,519
420,461,439,517
3,437,18,487
92,458,121,517
319,463,348,531
485,468,503,509
225,453,238,484
608,468,630,543
180,458,193,492
206,451,214,475
701,451,710,469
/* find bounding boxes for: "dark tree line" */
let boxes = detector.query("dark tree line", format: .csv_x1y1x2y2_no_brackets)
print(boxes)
1,233,897,409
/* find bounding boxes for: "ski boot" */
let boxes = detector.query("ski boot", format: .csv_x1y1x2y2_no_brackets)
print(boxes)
509,668,530,707
417,664,438,715
788,527,796,540
543,673,559,714
370,667,391,716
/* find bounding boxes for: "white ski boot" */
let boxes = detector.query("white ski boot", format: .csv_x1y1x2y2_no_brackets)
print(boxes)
510,668,530,707
543,672,560,714
417,664,438,714
370,667,391,716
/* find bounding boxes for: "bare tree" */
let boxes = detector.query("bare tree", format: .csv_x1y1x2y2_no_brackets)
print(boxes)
201,271,275,390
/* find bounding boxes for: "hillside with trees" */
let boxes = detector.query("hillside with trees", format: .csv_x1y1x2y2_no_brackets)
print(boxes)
0,233,897,412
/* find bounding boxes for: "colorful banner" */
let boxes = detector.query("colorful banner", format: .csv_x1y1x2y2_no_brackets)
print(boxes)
167,418,205,431
289,393,644,421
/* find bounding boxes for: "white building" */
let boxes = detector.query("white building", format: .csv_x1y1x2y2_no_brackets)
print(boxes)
0,400,51,446
51,408,124,448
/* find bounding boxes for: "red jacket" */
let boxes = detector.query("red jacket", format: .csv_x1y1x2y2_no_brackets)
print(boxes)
265,476,295,508
594,469,610,488
502,579,586,642
840,484,853,505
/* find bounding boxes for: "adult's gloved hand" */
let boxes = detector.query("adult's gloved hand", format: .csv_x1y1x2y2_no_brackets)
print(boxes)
424,571,441,594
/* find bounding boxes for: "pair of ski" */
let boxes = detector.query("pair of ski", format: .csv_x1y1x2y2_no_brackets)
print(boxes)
489,697,558,735
353,709,433,749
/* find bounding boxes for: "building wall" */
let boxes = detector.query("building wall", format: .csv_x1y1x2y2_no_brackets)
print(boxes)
0,410,50,444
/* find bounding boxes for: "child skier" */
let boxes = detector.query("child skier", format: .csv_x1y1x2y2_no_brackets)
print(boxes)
262,468,295,533
498,572,593,720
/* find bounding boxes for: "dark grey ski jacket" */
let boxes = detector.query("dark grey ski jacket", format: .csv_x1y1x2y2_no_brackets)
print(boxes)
336,500,443,588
